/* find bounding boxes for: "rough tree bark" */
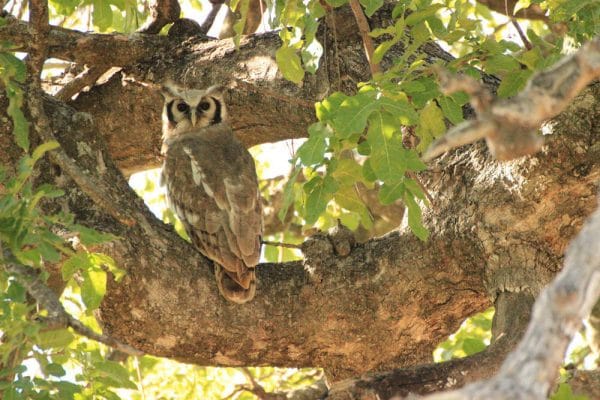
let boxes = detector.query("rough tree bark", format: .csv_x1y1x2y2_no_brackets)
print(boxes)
0,3,599,398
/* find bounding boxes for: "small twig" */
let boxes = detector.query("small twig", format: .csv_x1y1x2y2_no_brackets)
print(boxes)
68,317,143,356
239,368,286,400
4,261,143,356
202,0,225,34
349,0,380,76
423,120,495,162
511,19,532,50
261,240,302,250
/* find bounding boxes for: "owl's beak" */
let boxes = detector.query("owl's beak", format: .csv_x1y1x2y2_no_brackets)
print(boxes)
191,110,198,127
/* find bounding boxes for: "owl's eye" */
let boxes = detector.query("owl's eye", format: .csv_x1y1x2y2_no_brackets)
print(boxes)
176,102,189,112
198,101,211,111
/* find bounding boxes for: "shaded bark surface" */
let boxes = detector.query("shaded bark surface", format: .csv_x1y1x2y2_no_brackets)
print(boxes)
0,2,599,391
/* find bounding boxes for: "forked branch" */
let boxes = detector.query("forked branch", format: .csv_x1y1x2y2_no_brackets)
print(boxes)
425,36,600,162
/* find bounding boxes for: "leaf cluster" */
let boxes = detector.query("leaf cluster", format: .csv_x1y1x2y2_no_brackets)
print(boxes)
1,51,132,399
272,0,599,240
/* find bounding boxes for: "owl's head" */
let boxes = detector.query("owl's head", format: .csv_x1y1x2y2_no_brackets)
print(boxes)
161,82,228,141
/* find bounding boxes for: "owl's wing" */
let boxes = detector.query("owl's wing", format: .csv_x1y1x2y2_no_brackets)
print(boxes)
162,128,262,303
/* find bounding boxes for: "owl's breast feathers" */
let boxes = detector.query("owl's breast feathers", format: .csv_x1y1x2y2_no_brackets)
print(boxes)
161,124,262,292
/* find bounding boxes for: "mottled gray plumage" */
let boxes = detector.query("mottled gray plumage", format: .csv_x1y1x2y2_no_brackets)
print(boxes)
160,83,262,303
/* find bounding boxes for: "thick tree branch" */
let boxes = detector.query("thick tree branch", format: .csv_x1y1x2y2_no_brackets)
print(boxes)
1,4,465,176
421,202,600,400
327,292,535,399
0,14,170,66
1,79,597,380
0,4,598,390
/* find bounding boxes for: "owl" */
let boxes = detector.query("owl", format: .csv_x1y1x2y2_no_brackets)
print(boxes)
160,83,262,304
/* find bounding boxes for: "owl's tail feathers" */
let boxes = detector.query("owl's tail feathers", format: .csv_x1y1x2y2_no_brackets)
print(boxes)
215,265,256,304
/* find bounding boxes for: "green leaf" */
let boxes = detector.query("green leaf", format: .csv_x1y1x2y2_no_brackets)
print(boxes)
92,0,113,31
366,111,409,182
373,39,398,65
6,94,29,152
497,69,532,98
359,0,383,16
316,92,347,122
379,97,419,125
6,281,26,302
483,54,521,76
409,77,441,108
54,381,81,398
232,0,250,48
278,167,301,222
81,268,107,310
378,181,405,205
551,383,588,400
37,329,75,349
405,4,444,26
404,191,428,240
304,176,337,224
91,253,125,281
462,338,486,355
62,251,91,281
37,241,61,263
438,96,463,124
332,158,364,186
357,140,371,155
276,45,305,84
31,141,59,162
71,224,117,246
332,92,379,137
44,363,66,377
325,0,348,7
416,101,446,152
0,52,26,82
334,186,373,229
93,361,137,390
362,159,377,182
297,123,329,165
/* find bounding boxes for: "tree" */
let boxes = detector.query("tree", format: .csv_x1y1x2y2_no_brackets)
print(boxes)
0,0,599,398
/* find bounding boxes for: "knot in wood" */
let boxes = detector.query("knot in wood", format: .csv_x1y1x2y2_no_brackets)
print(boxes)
328,224,356,257
301,232,334,261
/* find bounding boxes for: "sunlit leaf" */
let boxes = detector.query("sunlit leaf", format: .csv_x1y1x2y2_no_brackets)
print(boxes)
297,123,330,165
276,45,305,84
81,268,107,310
438,96,463,125
404,191,428,240
416,101,446,152
359,0,383,16
332,92,380,137
304,175,338,225
37,329,75,349
92,0,113,31
497,70,532,98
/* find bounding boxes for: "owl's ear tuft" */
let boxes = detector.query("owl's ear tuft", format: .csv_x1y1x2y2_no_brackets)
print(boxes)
161,80,181,99
205,85,226,97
